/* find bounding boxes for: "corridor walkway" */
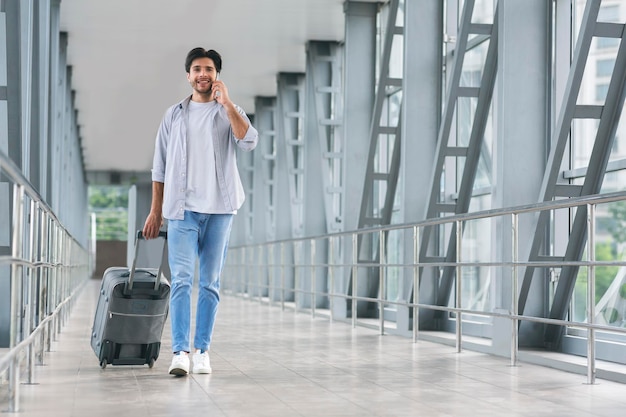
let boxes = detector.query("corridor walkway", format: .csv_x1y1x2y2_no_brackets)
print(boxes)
2,277,625,417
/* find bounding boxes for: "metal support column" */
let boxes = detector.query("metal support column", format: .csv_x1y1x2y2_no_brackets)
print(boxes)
277,72,306,239
306,40,345,235
305,40,344,308
518,0,626,348
275,74,305,303
419,0,499,317
250,97,277,298
337,1,378,319
354,0,404,318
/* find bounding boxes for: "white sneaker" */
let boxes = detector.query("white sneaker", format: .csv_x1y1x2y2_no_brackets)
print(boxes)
192,350,212,374
168,352,189,376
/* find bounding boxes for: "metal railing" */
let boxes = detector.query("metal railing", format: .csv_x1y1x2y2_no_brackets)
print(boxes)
0,152,90,412
224,191,626,386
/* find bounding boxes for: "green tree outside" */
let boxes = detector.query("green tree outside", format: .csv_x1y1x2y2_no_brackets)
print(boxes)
572,201,626,322
89,186,129,240
573,243,619,322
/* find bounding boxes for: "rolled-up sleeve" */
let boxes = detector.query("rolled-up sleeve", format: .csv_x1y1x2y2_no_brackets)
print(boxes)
235,124,258,151
151,107,172,183
231,106,258,151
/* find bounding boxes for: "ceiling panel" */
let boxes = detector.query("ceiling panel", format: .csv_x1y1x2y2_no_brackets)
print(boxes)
59,0,377,172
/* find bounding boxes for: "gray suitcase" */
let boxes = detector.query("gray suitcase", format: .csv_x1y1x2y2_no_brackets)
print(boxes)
91,231,170,369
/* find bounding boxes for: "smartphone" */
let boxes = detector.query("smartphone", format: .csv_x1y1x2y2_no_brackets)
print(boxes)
214,73,220,98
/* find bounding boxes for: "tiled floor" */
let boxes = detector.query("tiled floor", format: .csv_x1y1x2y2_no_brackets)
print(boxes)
2,277,626,417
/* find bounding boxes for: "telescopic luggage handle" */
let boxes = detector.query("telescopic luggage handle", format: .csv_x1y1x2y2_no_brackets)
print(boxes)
128,230,168,291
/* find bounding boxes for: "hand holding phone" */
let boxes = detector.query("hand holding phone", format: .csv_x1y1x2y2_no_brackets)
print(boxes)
212,74,228,104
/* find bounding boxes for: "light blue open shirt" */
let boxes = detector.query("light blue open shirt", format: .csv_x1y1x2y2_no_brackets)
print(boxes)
151,95,258,220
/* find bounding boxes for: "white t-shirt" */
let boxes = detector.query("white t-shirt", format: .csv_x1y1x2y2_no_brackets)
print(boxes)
185,100,232,213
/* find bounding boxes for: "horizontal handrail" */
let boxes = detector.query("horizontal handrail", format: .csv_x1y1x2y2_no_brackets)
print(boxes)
0,152,65,230
229,191,626,248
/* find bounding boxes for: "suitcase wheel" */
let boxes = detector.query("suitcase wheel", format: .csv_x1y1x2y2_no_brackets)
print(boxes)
149,358,155,368
100,359,108,369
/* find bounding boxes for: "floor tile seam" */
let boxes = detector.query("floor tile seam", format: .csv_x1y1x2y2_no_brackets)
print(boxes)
216,346,402,413
293,370,443,417
425,376,603,415
201,354,309,416
119,367,155,413
173,375,230,417
290,356,438,412
204,390,302,416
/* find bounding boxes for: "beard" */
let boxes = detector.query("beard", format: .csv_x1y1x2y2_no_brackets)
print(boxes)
192,80,213,95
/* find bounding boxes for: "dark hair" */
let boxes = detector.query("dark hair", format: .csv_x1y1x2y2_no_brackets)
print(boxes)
184,47,222,73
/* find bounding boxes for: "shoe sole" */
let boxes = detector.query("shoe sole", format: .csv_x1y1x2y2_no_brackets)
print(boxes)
169,367,188,376
193,367,212,374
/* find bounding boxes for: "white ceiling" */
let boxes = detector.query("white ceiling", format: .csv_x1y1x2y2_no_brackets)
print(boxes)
59,0,378,173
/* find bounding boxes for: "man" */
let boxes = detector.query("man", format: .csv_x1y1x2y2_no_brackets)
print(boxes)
143,47,258,376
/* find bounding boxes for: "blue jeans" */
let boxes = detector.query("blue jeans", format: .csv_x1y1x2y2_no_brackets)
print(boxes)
167,211,233,353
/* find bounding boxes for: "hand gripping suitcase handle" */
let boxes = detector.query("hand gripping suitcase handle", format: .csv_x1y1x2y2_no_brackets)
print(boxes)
127,230,168,292
137,230,168,240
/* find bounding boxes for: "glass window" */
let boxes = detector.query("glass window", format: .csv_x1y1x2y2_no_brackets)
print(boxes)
598,5,620,22
597,37,620,50
567,0,626,358
596,83,609,102
572,197,626,330
471,0,495,24
596,58,615,78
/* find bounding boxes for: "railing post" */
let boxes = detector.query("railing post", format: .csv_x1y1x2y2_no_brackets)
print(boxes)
61,231,68,326
268,245,274,306
294,241,300,312
258,245,263,303
245,247,250,296
352,233,357,329
49,222,56,342
38,207,48,364
379,230,385,336
413,225,419,343
511,213,519,366
247,247,252,297
26,199,37,385
586,203,596,385
455,220,462,353
249,246,254,300
249,247,253,296
240,247,246,296
55,223,62,336
311,239,316,317
9,184,25,412
281,242,286,311
45,215,53,352
329,236,334,322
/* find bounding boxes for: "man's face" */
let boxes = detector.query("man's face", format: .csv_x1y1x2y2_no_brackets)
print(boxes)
187,57,218,94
